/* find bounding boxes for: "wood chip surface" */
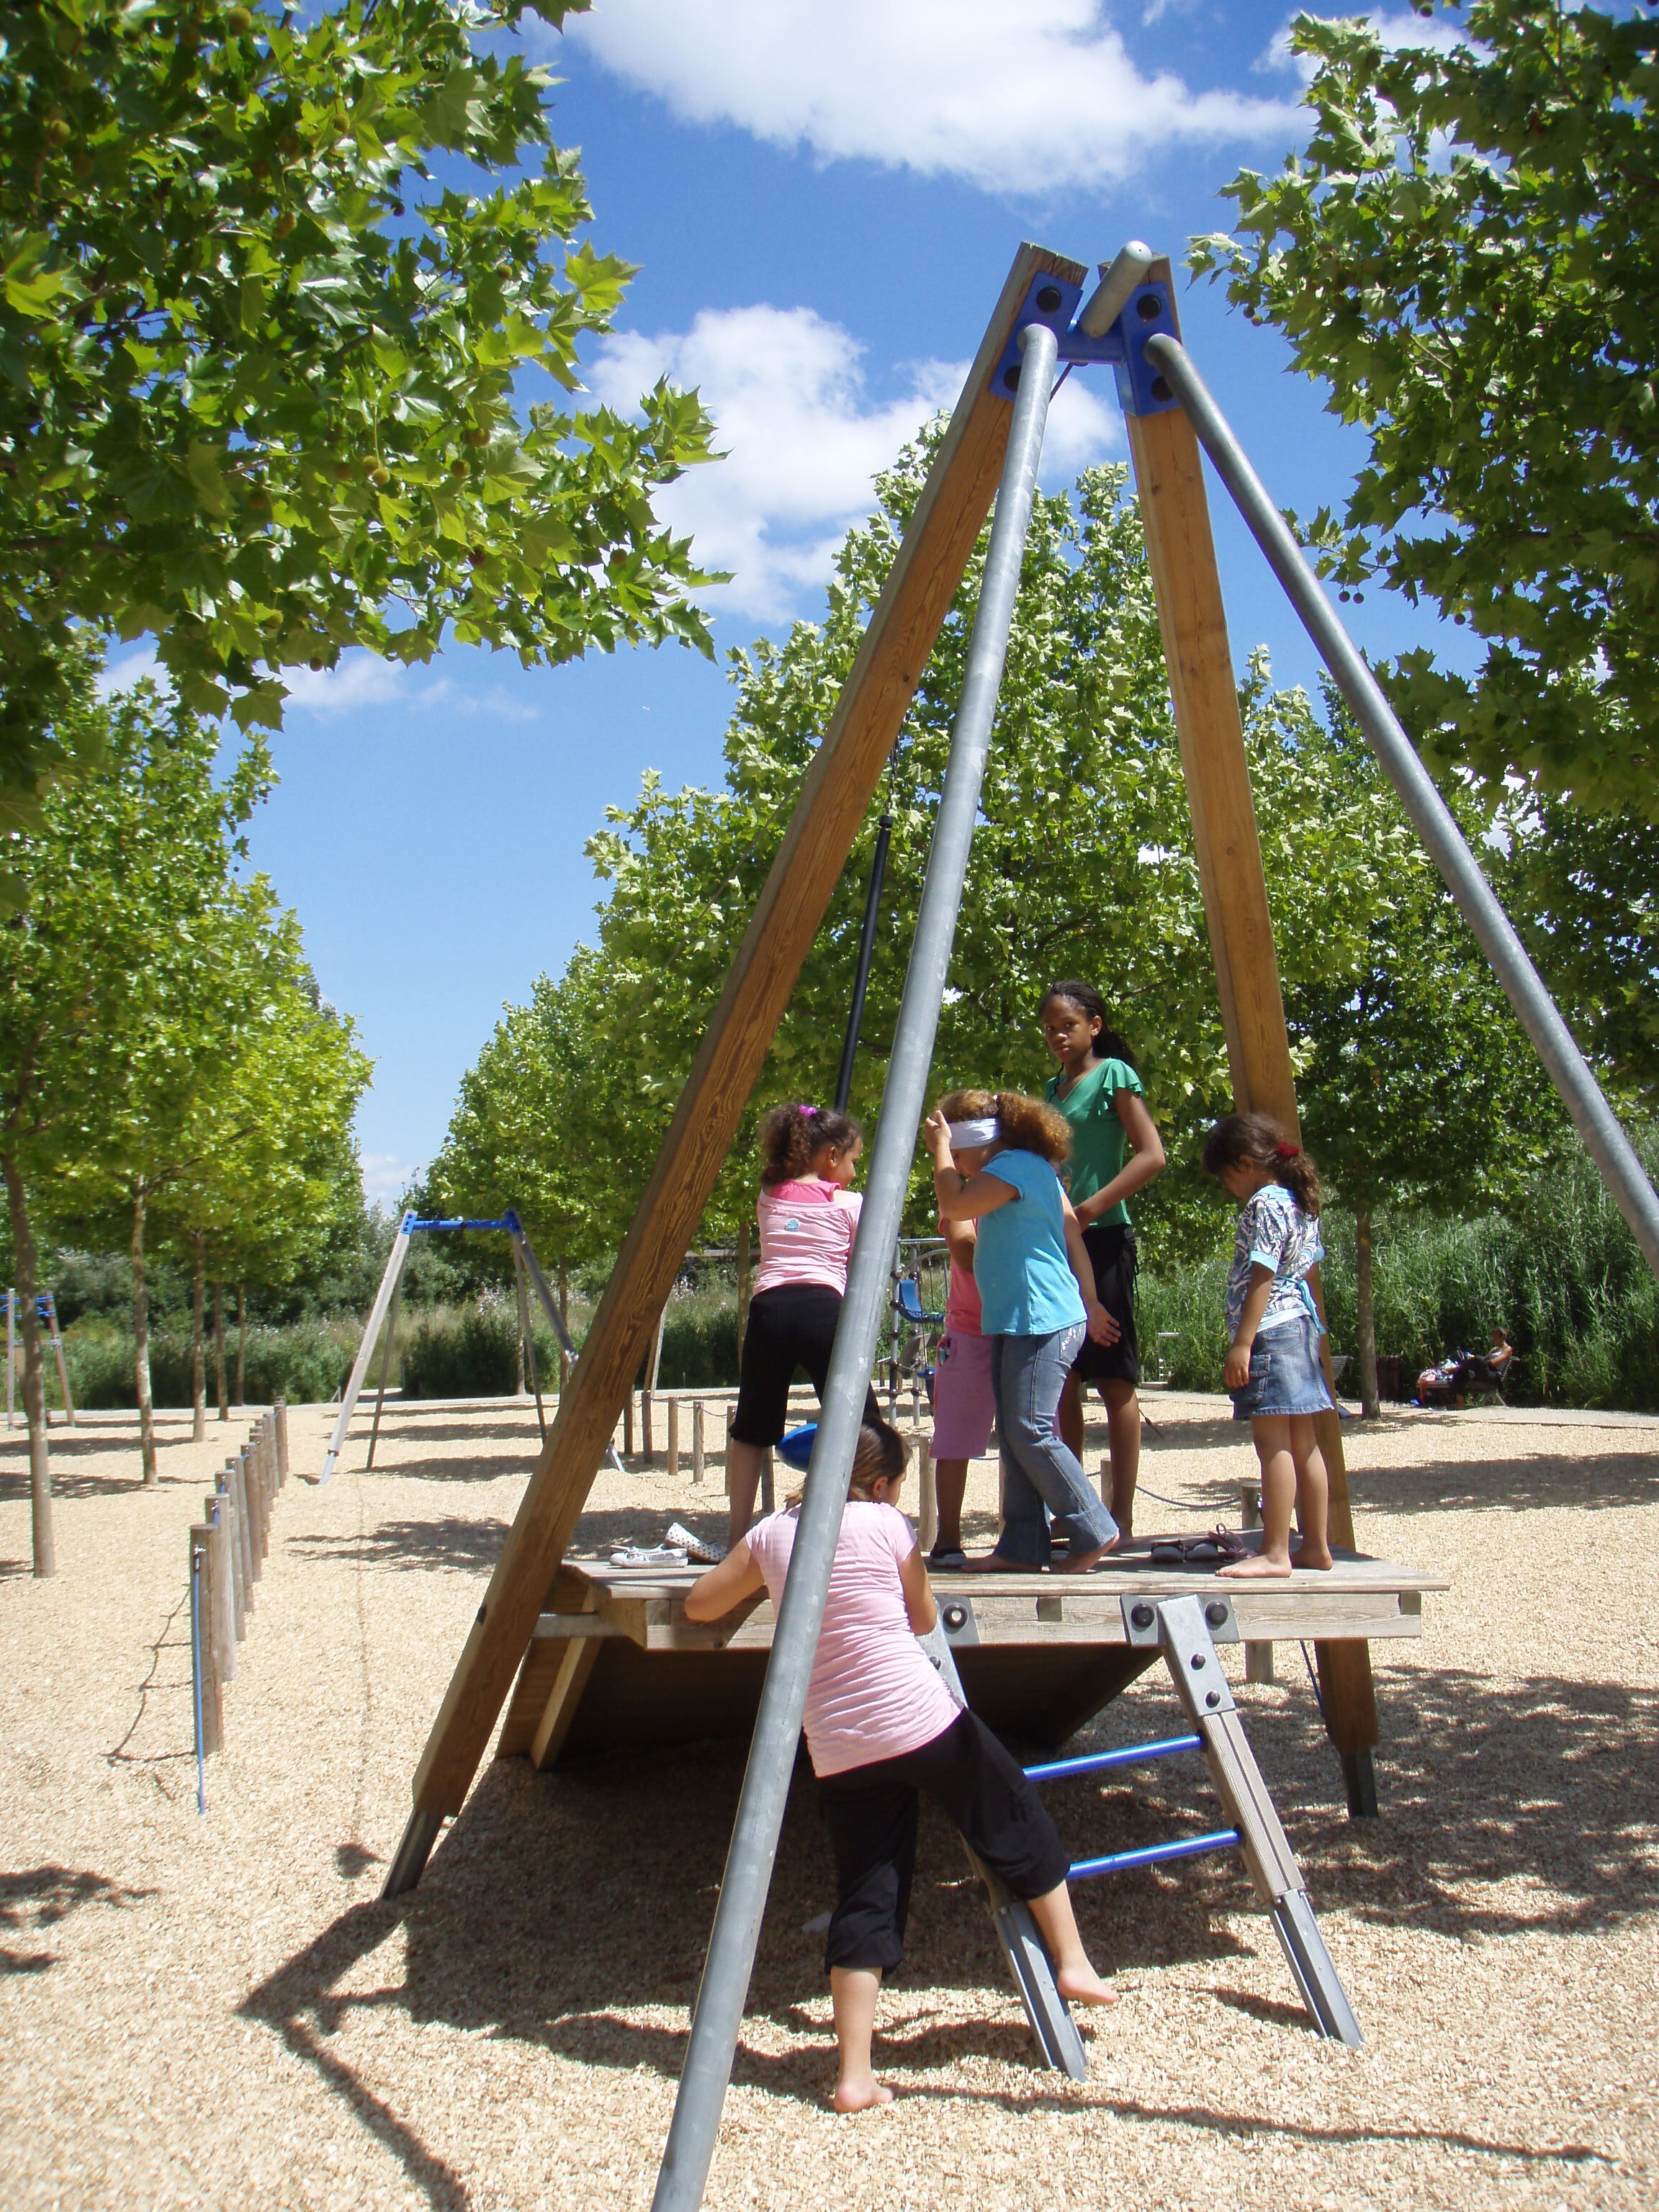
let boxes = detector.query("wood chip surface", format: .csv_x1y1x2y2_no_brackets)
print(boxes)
3,1391,1656,2209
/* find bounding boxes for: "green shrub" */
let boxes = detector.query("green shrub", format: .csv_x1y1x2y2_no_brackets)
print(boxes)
1135,1126,1659,1411
402,1299,550,1398
60,1317,356,1409
656,1286,740,1388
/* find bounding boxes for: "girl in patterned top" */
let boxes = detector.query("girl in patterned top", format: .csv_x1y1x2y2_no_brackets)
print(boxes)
1202,1115,1335,1581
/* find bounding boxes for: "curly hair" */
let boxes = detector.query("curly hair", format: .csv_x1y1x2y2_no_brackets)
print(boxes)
937,1087,998,1124
1202,1113,1323,1217
757,1102,862,1189
992,1090,1072,1164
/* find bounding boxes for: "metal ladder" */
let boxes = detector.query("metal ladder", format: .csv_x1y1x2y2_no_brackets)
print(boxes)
924,1591,1362,2078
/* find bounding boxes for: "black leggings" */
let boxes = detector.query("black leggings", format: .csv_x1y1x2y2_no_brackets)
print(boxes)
815,1710,1071,1973
730,1282,881,1447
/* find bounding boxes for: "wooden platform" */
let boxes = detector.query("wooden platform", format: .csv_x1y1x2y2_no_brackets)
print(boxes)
497,1540,1447,1769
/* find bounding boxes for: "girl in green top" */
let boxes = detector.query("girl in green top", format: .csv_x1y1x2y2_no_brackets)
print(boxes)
1040,980,1166,1539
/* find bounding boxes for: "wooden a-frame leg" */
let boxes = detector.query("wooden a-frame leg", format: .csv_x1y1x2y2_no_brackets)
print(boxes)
529,1635,604,1773
1125,264,1379,1808
380,242,1091,1896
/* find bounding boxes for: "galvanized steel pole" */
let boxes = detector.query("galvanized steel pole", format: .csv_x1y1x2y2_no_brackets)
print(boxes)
649,318,1061,2212
1147,331,1659,1282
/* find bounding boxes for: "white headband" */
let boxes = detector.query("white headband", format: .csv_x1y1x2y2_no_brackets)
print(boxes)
946,1116,1000,1148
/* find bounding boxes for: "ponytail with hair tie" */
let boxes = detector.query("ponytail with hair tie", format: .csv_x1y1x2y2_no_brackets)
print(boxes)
1275,1141,1300,1160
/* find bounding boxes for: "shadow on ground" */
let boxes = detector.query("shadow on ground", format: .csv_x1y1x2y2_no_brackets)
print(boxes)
243,1655,1651,2203
0,1864,152,1974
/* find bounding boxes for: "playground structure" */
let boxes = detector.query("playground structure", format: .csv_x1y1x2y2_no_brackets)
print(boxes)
364,242,1659,2208
319,1207,619,1484
5,1287,76,1429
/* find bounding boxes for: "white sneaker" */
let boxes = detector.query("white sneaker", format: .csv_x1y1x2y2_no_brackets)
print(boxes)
666,1521,725,1564
609,1544,688,1568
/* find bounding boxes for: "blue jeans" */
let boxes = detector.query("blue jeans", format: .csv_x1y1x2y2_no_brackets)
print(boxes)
990,1327,1119,1566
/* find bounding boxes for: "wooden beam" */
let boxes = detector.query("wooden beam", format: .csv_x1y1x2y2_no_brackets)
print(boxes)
1126,258,1377,1762
397,243,1089,1828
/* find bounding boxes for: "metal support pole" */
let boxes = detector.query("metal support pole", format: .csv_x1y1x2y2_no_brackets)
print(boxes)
44,1294,74,1425
508,1218,624,1473
511,1245,547,1443
322,1215,414,1482
650,318,1059,2212
364,1272,405,1472
1146,331,1659,1282
832,810,893,1112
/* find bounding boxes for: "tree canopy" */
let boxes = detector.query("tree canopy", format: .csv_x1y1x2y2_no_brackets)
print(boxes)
1191,0,1659,822
1,656,368,1504
434,443,1561,1271
0,0,719,896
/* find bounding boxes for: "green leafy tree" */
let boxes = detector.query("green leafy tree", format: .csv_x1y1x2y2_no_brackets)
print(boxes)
1,662,271,1547
156,961,370,1436
1191,1,1659,824
0,0,719,900
1290,701,1568,1411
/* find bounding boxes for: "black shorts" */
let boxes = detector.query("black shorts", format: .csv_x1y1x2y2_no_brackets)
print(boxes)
1072,1223,1140,1387
814,1709,1071,1974
729,1282,881,1447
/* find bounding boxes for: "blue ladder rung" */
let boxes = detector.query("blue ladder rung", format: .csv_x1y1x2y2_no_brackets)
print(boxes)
1025,1734,1200,1784
1069,1827,1240,1881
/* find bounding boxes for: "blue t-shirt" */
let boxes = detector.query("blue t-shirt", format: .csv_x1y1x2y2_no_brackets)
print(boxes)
972,1149,1087,1337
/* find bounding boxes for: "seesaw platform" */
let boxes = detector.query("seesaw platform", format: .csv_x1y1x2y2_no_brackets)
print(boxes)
497,1538,1445,1769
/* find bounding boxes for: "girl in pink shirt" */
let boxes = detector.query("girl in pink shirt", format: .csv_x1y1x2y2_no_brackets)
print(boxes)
727,1101,881,1548
687,1421,1115,2112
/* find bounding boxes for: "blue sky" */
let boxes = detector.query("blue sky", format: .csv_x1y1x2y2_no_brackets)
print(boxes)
107,1,1473,1205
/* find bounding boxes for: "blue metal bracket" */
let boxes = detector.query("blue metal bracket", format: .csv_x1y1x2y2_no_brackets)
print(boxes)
989,270,1179,418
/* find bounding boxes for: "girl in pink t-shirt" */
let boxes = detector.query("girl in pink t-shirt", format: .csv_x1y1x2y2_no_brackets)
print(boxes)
686,1421,1115,2112
727,1101,881,1548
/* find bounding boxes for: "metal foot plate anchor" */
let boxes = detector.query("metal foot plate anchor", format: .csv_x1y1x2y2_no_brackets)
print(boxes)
967,1846,1088,2080
382,1807,443,1899
1138,1593,1363,2048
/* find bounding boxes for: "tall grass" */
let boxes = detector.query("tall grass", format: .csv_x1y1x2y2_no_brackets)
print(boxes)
58,1316,359,1410
1136,1136,1659,1412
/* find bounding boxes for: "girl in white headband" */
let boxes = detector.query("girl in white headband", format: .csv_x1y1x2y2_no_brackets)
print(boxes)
923,1089,1121,1573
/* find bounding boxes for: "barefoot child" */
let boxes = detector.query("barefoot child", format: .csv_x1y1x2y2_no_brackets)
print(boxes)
684,1419,1115,2111
925,1092,1120,1573
1201,1115,1336,1581
727,1102,882,1550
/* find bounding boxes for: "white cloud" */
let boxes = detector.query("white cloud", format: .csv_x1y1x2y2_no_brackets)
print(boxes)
361,1152,424,1209
590,305,1118,621
280,652,539,724
565,1,1300,194
96,644,168,699
282,652,419,716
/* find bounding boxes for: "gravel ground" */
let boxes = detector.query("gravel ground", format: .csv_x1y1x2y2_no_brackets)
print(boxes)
3,1391,1657,2211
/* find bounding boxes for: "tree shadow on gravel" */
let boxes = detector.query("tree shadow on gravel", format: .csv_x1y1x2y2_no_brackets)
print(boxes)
1355,1449,1659,1516
244,1657,1653,2168
1,1864,152,1974
289,1516,511,1575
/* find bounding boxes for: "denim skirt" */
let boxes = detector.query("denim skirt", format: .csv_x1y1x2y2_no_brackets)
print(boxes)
1230,1313,1334,1420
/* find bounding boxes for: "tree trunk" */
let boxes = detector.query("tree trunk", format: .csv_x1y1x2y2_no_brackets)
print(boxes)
1356,1206,1380,1421
737,1215,751,1352
234,1282,246,1407
557,1260,570,1392
213,1280,228,1421
132,1181,157,1485
2,1152,55,1578
189,1235,207,1442
515,1321,525,1398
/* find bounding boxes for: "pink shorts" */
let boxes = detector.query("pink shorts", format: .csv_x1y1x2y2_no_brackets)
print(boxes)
930,1329,996,1460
